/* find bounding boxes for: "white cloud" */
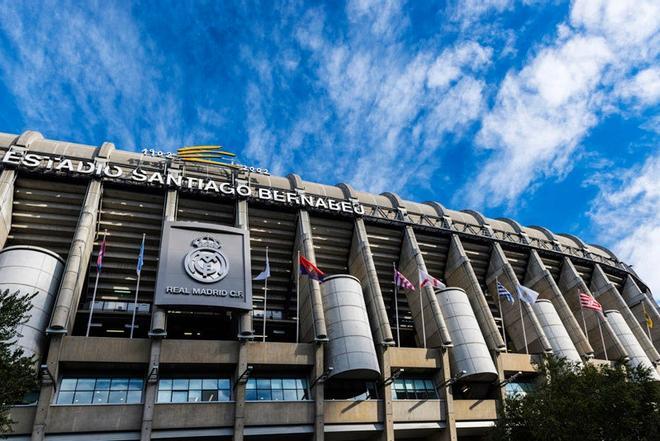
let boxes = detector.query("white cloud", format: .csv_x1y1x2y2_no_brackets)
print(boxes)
462,0,660,209
616,67,660,105
589,154,660,301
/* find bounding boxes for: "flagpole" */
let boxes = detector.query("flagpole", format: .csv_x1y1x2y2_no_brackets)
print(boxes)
518,297,528,354
393,263,400,347
597,312,608,360
497,283,508,352
296,249,300,344
130,233,145,339
262,247,269,343
86,229,106,337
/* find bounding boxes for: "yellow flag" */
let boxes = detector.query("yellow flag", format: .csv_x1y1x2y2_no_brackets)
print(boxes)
643,303,654,329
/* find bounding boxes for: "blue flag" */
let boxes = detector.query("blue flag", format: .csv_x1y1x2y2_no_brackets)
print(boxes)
136,234,145,275
497,281,514,304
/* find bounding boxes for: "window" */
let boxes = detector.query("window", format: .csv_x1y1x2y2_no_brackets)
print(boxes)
505,381,535,397
56,378,143,405
156,378,231,403
245,377,309,401
392,378,438,400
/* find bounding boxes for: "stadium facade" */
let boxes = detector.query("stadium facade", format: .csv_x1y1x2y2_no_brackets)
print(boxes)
2,130,659,441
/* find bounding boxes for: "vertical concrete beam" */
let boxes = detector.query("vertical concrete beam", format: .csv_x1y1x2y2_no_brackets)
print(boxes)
313,343,325,441
0,168,16,249
486,243,552,354
294,210,327,342
437,349,457,441
48,141,115,334
623,276,660,348
30,336,64,441
399,226,452,347
236,199,253,338
590,265,660,363
445,234,504,351
525,250,593,357
233,342,249,441
558,258,628,361
348,218,395,346
379,347,394,441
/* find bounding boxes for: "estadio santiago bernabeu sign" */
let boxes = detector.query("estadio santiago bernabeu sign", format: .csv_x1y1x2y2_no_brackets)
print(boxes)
154,221,252,310
1,149,365,215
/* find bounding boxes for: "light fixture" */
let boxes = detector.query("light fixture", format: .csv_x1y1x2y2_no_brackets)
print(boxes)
496,371,523,388
39,364,56,391
235,365,254,387
383,368,405,386
439,369,467,388
309,367,334,390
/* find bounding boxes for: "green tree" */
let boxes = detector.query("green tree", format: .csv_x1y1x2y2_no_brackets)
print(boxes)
0,289,38,434
493,356,660,441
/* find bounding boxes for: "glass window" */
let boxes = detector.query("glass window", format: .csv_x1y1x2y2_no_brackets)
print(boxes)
392,377,438,400
156,378,232,403
245,377,310,402
56,377,143,405
505,381,535,397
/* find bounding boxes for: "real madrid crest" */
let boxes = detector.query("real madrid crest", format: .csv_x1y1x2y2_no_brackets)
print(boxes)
183,236,229,283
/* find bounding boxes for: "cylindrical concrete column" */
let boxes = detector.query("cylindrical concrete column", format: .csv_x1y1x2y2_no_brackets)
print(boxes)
0,246,64,361
605,310,660,380
532,300,582,364
436,287,498,381
322,275,380,379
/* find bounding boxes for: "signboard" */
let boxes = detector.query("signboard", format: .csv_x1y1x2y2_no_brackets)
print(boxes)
154,221,252,310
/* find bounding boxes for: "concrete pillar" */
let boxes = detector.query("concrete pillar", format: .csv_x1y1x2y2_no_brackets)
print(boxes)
558,258,628,361
233,342,249,441
48,141,114,334
236,198,253,339
399,226,451,347
313,343,325,441
486,243,552,354
438,349,457,441
590,265,660,363
623,276,660,349
378,346,394,441
348,218,395,346
0,168,16,249
30,336,64,441
525,250,593,357
294,210,328,342
605,310,660,380
445,234,504,351
532,300,582,364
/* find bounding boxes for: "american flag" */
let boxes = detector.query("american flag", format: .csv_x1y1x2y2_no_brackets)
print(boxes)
497,281,514,304
394,269,415,291
579,292,602,312
419,269,446,289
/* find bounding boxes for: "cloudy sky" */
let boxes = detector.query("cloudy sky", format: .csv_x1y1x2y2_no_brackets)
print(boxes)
0,0,658,297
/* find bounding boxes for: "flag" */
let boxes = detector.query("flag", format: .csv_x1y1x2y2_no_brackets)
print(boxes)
419,269,446,289
643,303,654,329
497,281,514,304
394,269,415,291
579,292,602,312
96,236,107,272
254,248,270,280
299,255,325,282
136,235,145,275
517,285,539,304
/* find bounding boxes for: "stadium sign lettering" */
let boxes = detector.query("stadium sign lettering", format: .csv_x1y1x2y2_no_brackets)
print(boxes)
2,150,364,215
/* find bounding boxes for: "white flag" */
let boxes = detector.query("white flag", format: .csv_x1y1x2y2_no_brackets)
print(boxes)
517,285,539,304
254,248,270,280
419,269,446,289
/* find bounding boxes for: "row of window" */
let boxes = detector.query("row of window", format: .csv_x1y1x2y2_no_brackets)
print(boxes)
55,376,441,405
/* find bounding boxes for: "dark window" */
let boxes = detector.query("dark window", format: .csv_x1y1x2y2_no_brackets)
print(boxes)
325,380,380,401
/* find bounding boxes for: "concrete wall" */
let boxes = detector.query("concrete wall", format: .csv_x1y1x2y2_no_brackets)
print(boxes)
153,403,234,429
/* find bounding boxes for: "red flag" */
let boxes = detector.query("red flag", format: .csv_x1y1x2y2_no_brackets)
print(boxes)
96,236,107,273
299,255,325,282
579,292,602,312
394,269,415,291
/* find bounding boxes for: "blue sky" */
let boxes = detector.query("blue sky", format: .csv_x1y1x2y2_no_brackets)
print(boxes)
0,0,658,297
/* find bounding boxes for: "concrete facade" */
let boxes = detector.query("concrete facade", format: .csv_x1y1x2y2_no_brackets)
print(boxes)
0,130,656,441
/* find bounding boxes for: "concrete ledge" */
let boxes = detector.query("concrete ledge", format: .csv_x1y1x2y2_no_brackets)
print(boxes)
499,353,538,373
60,337,150,364
160,340,238,364
245,401,315,426
247,341,315,366
388,347,442,369
8,406,36,434
392,400,445,422
453,399,497,421
152,402,234,429
324,400,383,424
46,404,143,433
